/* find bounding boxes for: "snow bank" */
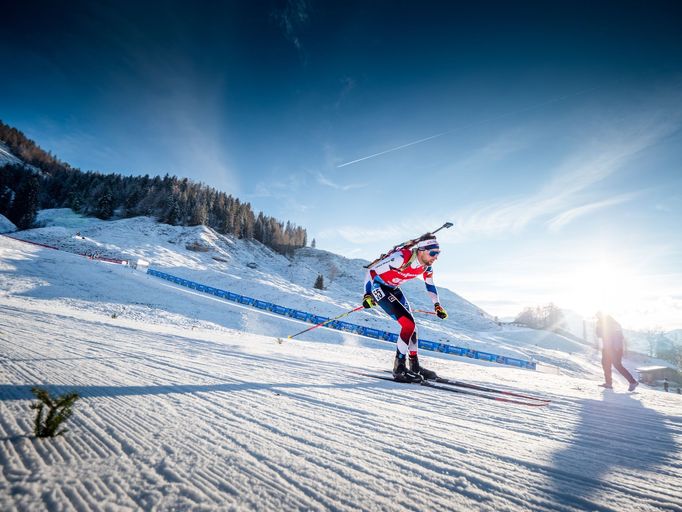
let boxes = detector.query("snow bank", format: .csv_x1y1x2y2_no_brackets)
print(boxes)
0,214,16,233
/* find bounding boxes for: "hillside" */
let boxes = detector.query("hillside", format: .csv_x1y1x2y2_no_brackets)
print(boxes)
13,209,603,371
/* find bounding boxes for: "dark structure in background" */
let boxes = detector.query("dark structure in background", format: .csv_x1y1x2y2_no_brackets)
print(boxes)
635,366,681,388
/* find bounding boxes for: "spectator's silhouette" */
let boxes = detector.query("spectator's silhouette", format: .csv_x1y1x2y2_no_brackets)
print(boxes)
595,312,638,391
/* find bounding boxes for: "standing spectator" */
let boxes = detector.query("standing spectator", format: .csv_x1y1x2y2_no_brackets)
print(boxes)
595,312,638,391
663,378,669,392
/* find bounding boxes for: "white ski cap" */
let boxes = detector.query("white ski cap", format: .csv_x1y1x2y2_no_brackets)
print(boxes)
416,237,439,251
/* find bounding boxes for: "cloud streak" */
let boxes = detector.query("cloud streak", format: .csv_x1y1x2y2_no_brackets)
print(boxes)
449,106,682,240
336,88,597,168
337,131,448,168
271,0,310,60
546,192,639,232
316,173,367,191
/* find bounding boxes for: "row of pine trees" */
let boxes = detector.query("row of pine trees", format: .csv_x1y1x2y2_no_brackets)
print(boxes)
0,120,307,254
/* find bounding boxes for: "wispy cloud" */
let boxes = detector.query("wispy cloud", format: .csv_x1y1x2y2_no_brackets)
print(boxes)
546,192,639,232
450,106,682,240
250,172,305,198
320,218,449,248
336,87,597,168
271,0,310,61
316,173,367,191
654,193,682,214
334,76,357,109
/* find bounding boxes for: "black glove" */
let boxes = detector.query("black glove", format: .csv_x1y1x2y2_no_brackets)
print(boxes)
362,293,376,309
434,302,448,319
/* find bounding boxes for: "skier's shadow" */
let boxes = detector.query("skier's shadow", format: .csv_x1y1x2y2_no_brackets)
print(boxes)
547,392,677,509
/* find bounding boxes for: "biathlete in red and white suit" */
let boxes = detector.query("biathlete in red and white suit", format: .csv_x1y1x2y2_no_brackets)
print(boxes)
362,236,448,382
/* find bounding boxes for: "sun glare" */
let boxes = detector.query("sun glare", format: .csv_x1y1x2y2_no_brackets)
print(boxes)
560,259,638,320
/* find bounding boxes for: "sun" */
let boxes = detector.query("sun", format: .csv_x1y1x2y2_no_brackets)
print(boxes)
559,258,638,319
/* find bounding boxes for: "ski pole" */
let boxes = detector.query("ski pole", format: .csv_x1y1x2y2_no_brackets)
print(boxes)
413,309,437,316
277,305,365,343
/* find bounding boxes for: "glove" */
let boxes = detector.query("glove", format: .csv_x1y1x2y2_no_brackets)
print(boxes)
362,293,376,309
434,302,448,319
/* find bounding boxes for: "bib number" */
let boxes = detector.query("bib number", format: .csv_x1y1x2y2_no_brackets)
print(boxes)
371,287,386,302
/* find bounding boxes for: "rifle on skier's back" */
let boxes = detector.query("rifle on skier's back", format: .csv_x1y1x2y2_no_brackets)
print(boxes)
364,221,453,268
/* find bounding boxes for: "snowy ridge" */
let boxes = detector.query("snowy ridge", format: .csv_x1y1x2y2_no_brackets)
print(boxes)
0,142,24,167
0,142,40,173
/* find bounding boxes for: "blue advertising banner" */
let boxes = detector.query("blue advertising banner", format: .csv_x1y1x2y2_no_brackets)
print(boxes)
147,268,536,370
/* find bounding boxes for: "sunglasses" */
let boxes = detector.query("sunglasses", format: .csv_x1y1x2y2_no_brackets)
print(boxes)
427,250,440,257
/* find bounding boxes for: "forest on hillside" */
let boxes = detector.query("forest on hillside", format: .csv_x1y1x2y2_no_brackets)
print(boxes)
0,120,306,254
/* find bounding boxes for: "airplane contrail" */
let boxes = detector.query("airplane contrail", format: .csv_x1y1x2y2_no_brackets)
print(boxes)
336,132,448,168
336,88,597,168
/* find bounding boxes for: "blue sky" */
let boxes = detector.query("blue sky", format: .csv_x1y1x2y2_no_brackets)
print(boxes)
2,1,681,329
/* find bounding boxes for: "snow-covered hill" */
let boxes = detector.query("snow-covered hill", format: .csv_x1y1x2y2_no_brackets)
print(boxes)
0,214,16,234
1,210,681,511
0,142,25,167
0,142,41,173
13,209,603,370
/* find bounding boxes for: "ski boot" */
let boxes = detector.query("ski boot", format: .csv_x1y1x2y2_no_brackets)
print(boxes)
628,381,639,392
409,353,437,380
393,352,422,383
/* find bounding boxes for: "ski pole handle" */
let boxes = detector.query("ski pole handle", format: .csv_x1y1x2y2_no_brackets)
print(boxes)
285,305,365,340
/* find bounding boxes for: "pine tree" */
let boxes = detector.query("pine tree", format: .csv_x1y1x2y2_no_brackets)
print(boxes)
8,175,40,229
96,190,114,219
314,274,324,290
30,387,80,438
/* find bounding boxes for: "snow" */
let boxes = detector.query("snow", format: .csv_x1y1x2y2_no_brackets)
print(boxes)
1,211,681,511
0,214,16,233
0,142,40,173
0,142,25,167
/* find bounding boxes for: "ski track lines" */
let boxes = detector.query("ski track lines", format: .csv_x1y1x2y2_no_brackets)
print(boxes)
1,304,681,511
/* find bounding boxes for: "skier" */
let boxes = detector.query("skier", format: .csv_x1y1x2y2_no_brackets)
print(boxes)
595,312,638,391
362,235,448,382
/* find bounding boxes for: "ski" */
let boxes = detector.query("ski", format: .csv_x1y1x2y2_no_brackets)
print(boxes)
435,377,550,402
379,370,550,403
358,372,549,407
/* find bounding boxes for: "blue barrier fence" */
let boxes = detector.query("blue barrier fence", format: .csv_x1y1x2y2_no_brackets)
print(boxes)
147,268,536,370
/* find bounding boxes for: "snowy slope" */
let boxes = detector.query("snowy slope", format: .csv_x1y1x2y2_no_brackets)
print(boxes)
15,209,599,371
0,214,16,234
0,142,24,167
0,142,40,173
0,232,681,511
